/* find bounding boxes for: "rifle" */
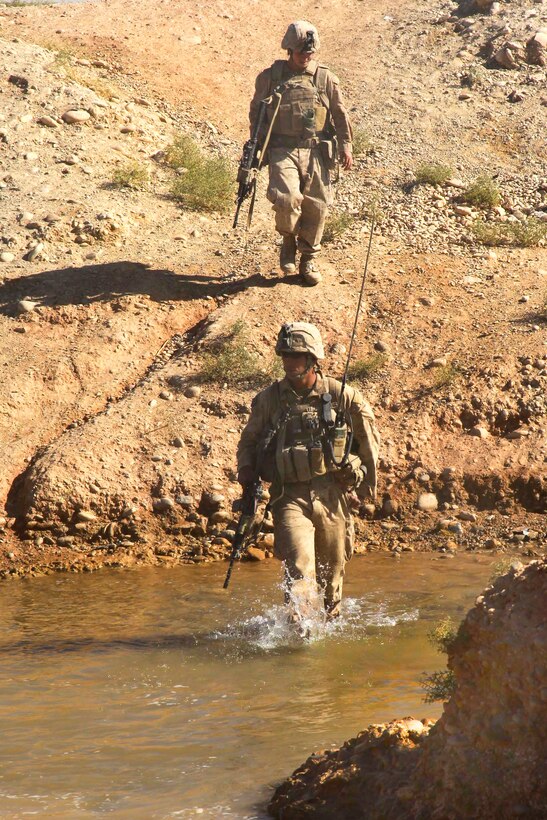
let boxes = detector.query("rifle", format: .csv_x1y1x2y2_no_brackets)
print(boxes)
222,479,264,589
233,87,284,231
325,215,376,467
233,101,267,230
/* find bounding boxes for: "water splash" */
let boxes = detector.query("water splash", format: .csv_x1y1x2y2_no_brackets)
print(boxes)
213,595,419,652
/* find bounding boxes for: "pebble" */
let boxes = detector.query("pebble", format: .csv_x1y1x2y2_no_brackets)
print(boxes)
0,252,15,263
76,510,97,522
25,243,44,262
62,110,91,124
153,497,175,512
417,492,438,512
429,356,448,367
458,511,477,522
159,390,173,400
37,115,58,128
172,437,184,448
16,299,37,314
470,426,489,438
247,546,266,561
184,386,201,398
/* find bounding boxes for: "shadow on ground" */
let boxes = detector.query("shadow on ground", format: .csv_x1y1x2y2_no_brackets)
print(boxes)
0,261,297,314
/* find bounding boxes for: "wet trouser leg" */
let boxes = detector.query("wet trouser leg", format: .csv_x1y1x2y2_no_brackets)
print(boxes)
272,477,353,615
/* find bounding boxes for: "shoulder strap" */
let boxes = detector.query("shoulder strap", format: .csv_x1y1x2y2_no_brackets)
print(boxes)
270,60,286,91
313,65,330,109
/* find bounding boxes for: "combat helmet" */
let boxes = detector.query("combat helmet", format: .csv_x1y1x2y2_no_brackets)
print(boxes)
281,21,320,53
275,322,325,360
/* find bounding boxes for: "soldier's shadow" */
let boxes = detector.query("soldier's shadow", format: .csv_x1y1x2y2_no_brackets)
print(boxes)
0,261,298,315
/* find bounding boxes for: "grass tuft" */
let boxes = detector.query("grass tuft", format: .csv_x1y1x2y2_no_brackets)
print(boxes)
112,161,149,190
432,363,462,390
167,134,233,213
415,163,454,186
347,354,387,382
198,321,279,387
461,175,500,209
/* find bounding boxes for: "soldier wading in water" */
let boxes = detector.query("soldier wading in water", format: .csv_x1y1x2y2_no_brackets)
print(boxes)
237,323,380,626
249,21,353,286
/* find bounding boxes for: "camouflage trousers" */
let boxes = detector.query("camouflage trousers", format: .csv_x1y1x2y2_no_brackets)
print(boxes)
272,474,354,617
267,146,333,258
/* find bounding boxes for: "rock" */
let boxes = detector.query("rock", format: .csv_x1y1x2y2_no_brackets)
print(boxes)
247,546,266,561
484,538,501,549
470,426,489,438
198,491,224,515
441,467,457,481
62,110,91,124
209,510,232,525
374,340,389,353
184,386,201,398
417,493,438,512
429,356,448,368
257,533,275,549
159,390,173,400
25,243,44,262
172,437,184,448
175,495,193,508
76,510,97,522
526,28,547,66
492,41,526,70
16,299,37,314
453,205,473,217
0,252,15,263
457,511,477,522
152,497,175,513
57,536,75,546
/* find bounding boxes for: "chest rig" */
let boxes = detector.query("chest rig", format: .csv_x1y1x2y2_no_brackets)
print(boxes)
274,388,347,484
267,60,330,144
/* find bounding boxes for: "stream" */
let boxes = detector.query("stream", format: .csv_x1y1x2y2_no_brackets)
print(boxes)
0,553,498,818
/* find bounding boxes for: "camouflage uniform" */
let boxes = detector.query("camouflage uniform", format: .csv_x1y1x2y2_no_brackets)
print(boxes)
237,371,380,617
249,33,353,263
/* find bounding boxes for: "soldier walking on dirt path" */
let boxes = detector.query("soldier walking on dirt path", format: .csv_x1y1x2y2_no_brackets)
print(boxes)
249,21,354,287
237,323,379,627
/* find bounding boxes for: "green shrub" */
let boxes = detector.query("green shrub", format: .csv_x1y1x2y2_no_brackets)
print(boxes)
427,616,457,654
198,321,277,386
421,616,458,703
347,354,387,381
421,669,456,703
415,163,454,186
472,217,547,247
167,134,232,213
112,161,149,190
461,175,500,209
508,218,547,247
322,211,355,243
352,128,375,155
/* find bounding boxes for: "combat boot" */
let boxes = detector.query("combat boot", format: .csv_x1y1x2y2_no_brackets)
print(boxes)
299,255,322,286
279,235,297,274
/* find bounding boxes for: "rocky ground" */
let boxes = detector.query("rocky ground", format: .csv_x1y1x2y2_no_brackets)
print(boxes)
0,0,545,580
268,558,547,819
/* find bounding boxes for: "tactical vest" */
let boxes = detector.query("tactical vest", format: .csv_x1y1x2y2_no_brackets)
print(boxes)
266,60,330,141
272,381,348,485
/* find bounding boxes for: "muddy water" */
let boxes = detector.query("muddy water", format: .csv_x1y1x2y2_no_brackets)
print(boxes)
0,554,497,818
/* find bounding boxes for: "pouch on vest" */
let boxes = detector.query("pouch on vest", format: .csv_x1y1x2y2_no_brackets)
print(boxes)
292,445,314,482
